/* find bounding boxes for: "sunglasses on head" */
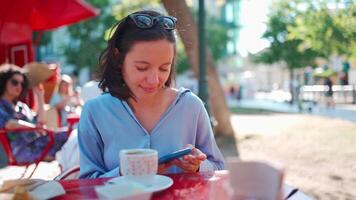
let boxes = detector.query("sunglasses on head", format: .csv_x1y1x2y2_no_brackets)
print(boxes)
10,79,24,87
128,13,177,30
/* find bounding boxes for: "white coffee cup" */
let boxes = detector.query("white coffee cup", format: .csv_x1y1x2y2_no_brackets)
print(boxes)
119,149,158,185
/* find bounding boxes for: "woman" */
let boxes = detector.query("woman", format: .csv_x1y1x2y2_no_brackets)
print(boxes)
78,10,224,178
50,74,83,125
0,65,67,163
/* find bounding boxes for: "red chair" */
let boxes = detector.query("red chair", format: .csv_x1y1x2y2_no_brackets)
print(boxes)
0,127,56,178
0,117,80,178
66,113,80,137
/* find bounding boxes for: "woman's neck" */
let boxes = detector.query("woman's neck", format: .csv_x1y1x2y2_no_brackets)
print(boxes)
1,94,15,104
128,89,166,109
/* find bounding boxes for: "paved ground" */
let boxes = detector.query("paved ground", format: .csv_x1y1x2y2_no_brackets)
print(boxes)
232,99,356,122
232,113,356,200
0,161,61,185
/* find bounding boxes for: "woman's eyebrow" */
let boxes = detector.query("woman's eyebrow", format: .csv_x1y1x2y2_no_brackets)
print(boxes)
160,62,172,66
134,61,172,66
134,61,150,65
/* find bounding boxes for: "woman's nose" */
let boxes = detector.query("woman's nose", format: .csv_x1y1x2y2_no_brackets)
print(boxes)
146,71,159,85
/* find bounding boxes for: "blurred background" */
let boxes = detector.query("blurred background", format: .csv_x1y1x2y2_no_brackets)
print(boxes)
0,0,355,199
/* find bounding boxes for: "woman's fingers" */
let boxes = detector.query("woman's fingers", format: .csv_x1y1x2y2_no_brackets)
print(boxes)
173,158,200,172
173,159,196,172
158,162,174,174
170,145,207,172
186,144,206,160
183,155,202,165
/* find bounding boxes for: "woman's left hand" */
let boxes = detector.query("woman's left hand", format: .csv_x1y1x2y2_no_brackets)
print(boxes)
173,144,207,173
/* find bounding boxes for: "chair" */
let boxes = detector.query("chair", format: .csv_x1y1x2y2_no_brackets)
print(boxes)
44,105,62,130
227,158,284,200
0,127,55,178
54,165,80,180
0,119,81,179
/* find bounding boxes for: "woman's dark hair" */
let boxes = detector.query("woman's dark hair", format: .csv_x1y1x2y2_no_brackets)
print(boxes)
0,66,29,103
98,10,177,100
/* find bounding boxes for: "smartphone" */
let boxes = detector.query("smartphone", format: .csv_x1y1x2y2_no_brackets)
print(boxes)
158,147,193,164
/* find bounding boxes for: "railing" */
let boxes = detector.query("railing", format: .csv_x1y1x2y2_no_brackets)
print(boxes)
300,85,356,104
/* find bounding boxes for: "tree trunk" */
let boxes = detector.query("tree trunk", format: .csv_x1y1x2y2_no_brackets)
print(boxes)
162,0,235,137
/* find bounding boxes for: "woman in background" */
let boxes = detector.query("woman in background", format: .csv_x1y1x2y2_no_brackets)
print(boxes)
50,74,83,125
0,65,67,163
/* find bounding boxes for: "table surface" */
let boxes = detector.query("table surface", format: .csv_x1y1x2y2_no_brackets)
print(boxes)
53,170,230,200
53,170,310,200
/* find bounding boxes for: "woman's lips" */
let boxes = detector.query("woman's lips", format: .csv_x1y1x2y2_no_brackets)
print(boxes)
141,86,157,93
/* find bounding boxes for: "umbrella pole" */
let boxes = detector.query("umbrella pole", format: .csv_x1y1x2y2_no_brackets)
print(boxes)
33,31,44,61
33,31,44,46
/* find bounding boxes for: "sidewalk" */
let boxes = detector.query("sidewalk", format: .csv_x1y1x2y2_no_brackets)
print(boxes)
229,98,356,122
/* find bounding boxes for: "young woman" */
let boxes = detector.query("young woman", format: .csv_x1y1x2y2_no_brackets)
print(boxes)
78,10,224,178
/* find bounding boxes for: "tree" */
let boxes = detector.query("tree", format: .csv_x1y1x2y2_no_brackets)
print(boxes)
288,1,356,59
162,0,238,157
177,14,230,73
251,0,319,103
63,0,116,70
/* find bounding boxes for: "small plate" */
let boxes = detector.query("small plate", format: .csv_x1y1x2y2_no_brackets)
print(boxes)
108,175,173,192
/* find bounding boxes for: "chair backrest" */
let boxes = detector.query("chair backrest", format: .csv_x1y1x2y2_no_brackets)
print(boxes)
54,165,80,180
44,105,62,129
227,159,284,200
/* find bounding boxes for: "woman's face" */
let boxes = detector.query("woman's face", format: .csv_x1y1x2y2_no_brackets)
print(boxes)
59,81,70,95
122,39,174,100
5,74,24,99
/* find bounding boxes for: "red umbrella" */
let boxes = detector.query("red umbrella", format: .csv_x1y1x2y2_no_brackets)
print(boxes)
0,0,99,31
0,0,99,108
0,0,99,65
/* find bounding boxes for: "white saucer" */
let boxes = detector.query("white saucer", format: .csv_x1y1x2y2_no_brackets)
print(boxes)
108,175,173,192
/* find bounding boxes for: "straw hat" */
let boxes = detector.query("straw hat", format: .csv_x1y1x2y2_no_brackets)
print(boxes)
23,62,55,87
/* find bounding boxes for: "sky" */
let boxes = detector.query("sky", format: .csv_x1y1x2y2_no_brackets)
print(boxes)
237,0,272,57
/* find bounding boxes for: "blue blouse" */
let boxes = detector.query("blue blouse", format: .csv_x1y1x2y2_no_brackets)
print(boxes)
78,88,225,178
0,99,34,128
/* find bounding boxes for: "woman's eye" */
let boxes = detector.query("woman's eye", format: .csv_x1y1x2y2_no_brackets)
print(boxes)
160,68,169,72
136,66,147,71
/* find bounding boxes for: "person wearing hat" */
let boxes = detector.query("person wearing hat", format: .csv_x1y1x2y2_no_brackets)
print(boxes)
0,64,68,164
49,74,83,126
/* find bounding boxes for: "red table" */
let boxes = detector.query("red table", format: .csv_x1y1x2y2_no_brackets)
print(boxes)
54,170,231,200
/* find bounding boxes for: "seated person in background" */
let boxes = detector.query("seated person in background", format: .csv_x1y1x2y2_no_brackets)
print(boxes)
0,66,67,163
78,10,224,179
50,74,83,125
80,80,102,102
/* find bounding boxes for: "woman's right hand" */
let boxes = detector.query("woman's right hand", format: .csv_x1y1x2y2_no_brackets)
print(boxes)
158,162,174,174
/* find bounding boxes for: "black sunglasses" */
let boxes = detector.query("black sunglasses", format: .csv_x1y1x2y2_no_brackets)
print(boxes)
9,79,24,87
128,14,177,30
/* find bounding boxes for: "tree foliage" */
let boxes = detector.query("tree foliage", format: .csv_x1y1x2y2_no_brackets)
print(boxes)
62,0,231,73
251,0,319,70
253,0,356,69
288,1,356,59
63,0,116,70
